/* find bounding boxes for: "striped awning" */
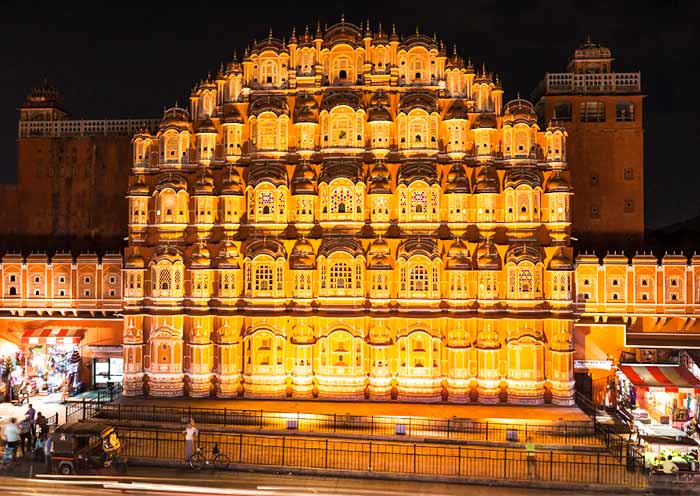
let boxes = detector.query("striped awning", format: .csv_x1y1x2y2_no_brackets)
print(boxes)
22,328,85,345
619,365,700,393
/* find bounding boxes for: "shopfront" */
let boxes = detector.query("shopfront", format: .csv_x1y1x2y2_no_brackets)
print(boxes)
618,364,700,428
21,328,84,395
85,346,123,388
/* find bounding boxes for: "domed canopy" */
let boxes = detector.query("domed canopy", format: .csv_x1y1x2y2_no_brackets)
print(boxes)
160,107,190,129
503,167,541,189
547,248,573,271
503,98,537,123
244,238,286,259
291,162,317,195
196,118,217,134
194,169,215,195
398,160,438,185
190,242,212,267
128,176,149,196
399,91,438,113
397,237,440,260
473,164,500,194
21,79,64,109
125,252,146,269
544,172,571,193
323,19,363,47
320,91,362,112
155,173,188,192
319,159,363,183
223,105,244,124
370,90,390,108
474,239,501,270
505,243,544,265
369,161,392,194
318,237,364,258
249,95,289,116
368,105,392,122
221,166,244,195
446,238,472,270
246,161,288,187
293,93,318,123
444,163,470,194
445,99,469,120
289,238,316,269
217,239,240,268
474,112,497,129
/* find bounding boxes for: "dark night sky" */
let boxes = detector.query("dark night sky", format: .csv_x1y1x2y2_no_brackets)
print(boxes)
0,1,696,229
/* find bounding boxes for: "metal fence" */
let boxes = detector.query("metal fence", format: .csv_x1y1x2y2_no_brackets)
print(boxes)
118,427,647,488
74,402,600,447
65,383,122,423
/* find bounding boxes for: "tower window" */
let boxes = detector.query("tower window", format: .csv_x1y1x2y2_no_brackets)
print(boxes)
553,102,571,121
624,200,634,212
266,76,272,83
580,101,605,122
624,168,634,180
339,70,347,80
9,275,15,283
34,276,40,283
616,101,635,122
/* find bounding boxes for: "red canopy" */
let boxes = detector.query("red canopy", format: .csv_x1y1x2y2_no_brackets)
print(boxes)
22,328,84,345
619,364,700,393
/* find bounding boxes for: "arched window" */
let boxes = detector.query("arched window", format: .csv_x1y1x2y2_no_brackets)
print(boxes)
159,268,171,291
519,267,532,294
9,287,16,296
408,115,428,147
332,55,352,84
330,186,353,215
409,265,428,292
330,262,353,290
257,114,278,150
257,190,276,219
261,60,277,85
330,111,353,147
254,264,273,292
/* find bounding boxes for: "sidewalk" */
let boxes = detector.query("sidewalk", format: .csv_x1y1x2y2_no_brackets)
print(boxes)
0,392,66,425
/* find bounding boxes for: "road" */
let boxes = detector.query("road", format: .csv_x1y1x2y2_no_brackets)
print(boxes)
0,469,609,495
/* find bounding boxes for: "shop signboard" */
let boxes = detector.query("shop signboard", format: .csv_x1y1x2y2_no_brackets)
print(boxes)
574,359,613,370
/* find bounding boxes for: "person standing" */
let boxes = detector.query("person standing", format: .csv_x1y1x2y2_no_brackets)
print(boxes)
36,412,48,438
526,437,538,479
18,416,31,458
183,418,198,462
2,418,20,461
43,431,53,473
25,403,36,445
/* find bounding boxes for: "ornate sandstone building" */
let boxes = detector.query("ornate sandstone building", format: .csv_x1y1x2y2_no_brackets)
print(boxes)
121,21,577,404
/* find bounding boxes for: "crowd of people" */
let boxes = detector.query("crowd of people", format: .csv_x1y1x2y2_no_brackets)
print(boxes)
0,404,52,468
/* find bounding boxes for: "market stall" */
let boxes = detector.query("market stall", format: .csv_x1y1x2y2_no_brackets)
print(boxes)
21,328,85,397
637,424,700,472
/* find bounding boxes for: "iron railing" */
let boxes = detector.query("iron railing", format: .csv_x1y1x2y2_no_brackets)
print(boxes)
74,402,600,447
118,427,647,488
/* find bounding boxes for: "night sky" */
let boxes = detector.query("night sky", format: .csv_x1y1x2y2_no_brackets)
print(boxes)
0,1,696,229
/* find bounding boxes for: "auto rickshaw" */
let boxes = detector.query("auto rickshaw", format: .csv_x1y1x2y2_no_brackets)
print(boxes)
50,422,127,475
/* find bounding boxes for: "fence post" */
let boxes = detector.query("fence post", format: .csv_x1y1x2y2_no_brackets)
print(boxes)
281,436,285,466
409,417,412,437
325,438,329,469
550,450,553,481
457,445,461,476
260,410,264,430
155,430,159,458
368,441,372,472
82,398,86,420
239,433,243,463
371,416,374,436
333,414,337,433
596,452,600,483
486,421,489,441
504,448,507,478
413,444,417,473
525,423,528,442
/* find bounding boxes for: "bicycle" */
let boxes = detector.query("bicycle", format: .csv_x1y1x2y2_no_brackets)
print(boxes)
189,443,230,471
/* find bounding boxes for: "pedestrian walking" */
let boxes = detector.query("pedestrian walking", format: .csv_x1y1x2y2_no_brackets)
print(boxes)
36,412,48,438
25,403,36,444
33,434,45,463
2,418,20,462
525,437,538,479
43,431,53,473
18,416,31,458
183,418,198,462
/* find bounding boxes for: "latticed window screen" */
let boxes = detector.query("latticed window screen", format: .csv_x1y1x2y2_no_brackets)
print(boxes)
330,262,353,289
410,265,428,292
519,269,532,293
277,266,284,292
355,264,362,289
159,268,171,290
255,265,273,291
174,269,181,291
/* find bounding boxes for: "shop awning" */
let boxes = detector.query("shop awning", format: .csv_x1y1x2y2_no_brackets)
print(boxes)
619,364,700,393
22,328,85,345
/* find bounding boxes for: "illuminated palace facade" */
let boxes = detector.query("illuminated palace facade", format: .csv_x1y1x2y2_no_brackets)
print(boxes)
121,21,577,404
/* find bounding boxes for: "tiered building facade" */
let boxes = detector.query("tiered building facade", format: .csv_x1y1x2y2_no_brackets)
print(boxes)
121,21,576,404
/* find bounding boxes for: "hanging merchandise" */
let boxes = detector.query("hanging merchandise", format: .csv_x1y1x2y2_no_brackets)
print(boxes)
70,350,81,374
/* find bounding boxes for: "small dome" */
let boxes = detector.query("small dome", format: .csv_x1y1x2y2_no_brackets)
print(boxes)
160,107,190,127
217,240,240,268
446,238,472,270
289,238,316,269
473,165,499,194
547,249,573,271
125,252,145,269
545,172,571,193
291,162,318,195
221,167,244,195
294,93,318,123
474,239,501,270
370,90,390,107
191,243,211,267
128,177,149,196
369,161,392,194
368,237,392,270
196,118,217,134
194,170,215,195
445,100,469,120
223,105,244,124
504,167,541,189
444,163,470,194
368,105,392,122
474,112,497,128
505,243,543,265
